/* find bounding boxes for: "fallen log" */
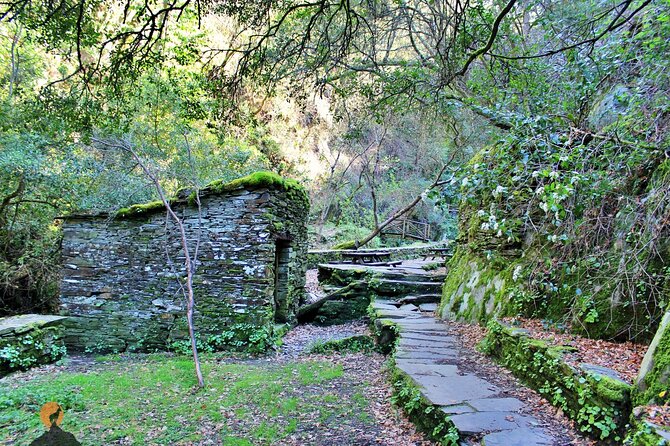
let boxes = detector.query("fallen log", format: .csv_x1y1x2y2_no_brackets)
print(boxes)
297,280,366,323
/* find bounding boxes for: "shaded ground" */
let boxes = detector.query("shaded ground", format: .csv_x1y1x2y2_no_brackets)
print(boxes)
0,322,433,446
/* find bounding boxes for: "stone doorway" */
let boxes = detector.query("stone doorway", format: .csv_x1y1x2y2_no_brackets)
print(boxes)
274,239,292,322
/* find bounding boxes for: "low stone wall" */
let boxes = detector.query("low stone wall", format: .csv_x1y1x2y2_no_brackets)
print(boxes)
307,242,450,269
480,319,632,443
0,315,67,376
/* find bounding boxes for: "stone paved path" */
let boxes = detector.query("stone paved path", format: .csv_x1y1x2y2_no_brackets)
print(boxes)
372,300,557,446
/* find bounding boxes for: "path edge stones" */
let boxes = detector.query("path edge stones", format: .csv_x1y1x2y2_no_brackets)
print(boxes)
372,315,461,445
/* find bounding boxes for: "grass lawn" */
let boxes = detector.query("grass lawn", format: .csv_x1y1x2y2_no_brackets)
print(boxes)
0,354,377,445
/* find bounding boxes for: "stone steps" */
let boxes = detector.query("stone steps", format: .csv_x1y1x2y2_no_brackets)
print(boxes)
395,293,442,305
371,278,443,296
371,301,557,446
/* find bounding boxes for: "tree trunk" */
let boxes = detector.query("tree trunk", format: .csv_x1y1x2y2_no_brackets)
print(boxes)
95,138,205,388
297,280,366,323
350,164,449,249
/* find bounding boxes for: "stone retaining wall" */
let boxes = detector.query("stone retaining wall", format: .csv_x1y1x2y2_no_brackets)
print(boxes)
59,173,308,353
480,319,632,442
0,314,67,376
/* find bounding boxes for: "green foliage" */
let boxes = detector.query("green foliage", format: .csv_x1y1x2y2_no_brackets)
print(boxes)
168,323,278,356
443,121,670,339
0,355,374,444
308,335,376,354
0,328,66,374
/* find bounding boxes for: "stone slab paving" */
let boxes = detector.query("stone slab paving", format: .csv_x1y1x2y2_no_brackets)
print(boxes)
372,301,559,445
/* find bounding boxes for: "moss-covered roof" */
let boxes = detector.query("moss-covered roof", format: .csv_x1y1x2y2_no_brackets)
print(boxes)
94,171,308,219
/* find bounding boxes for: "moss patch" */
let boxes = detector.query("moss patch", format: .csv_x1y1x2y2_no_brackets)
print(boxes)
206,171,308,209
332,240,358,250
116,200,166,218
635,312,670,407
439,248,516,324
116,171,309,219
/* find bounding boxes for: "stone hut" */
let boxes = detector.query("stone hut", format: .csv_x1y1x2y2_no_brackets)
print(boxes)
58,172,309,353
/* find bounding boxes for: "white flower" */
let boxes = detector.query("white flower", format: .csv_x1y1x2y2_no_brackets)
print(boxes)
540,202,549,213
481,223,490,231
549,171,559,179
497,230,503,237
461,177,470,187
535,186,545,196
513,265,523,281
477,210,487,217
492,185,506,198
532,171,540,178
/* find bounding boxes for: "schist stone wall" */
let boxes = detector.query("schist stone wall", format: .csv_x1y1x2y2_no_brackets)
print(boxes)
59,173,309,353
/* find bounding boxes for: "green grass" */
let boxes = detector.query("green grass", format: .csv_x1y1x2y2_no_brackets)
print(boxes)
0,355,371,445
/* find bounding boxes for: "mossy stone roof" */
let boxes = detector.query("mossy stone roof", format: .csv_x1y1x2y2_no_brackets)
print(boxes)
62,171,309,220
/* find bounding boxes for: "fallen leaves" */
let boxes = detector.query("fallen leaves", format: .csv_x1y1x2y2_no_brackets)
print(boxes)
501,317,645,383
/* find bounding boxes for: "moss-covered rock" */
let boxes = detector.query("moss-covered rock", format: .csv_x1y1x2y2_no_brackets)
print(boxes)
0,315,67,376
636,311,670,406
331,240,358,250
439,248,516,324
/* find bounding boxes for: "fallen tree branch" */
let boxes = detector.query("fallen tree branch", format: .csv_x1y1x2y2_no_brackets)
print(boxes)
335,163,450,250
297,280,366,323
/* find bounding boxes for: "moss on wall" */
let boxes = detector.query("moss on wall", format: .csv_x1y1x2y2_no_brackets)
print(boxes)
635,311,670,407
439,248,516,324
480,319,632,442
115,171,309,219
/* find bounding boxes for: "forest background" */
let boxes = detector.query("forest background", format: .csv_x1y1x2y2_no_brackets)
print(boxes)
0,0,667,343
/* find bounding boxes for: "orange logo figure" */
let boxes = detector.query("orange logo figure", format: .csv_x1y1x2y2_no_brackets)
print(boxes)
39,402,64,428
29,402,81,446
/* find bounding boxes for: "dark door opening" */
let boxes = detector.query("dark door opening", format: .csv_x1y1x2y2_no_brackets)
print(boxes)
274,239,292,323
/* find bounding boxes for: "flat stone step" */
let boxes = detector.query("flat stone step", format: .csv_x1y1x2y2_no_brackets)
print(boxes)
449,411,536,435
419,303,438,312
482,427,553,445
396,294,442,305
0,314,68,336
372,279,443,296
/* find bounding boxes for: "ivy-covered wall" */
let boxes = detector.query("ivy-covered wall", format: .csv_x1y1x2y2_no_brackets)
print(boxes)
58,172,309,353
438,131,670,342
